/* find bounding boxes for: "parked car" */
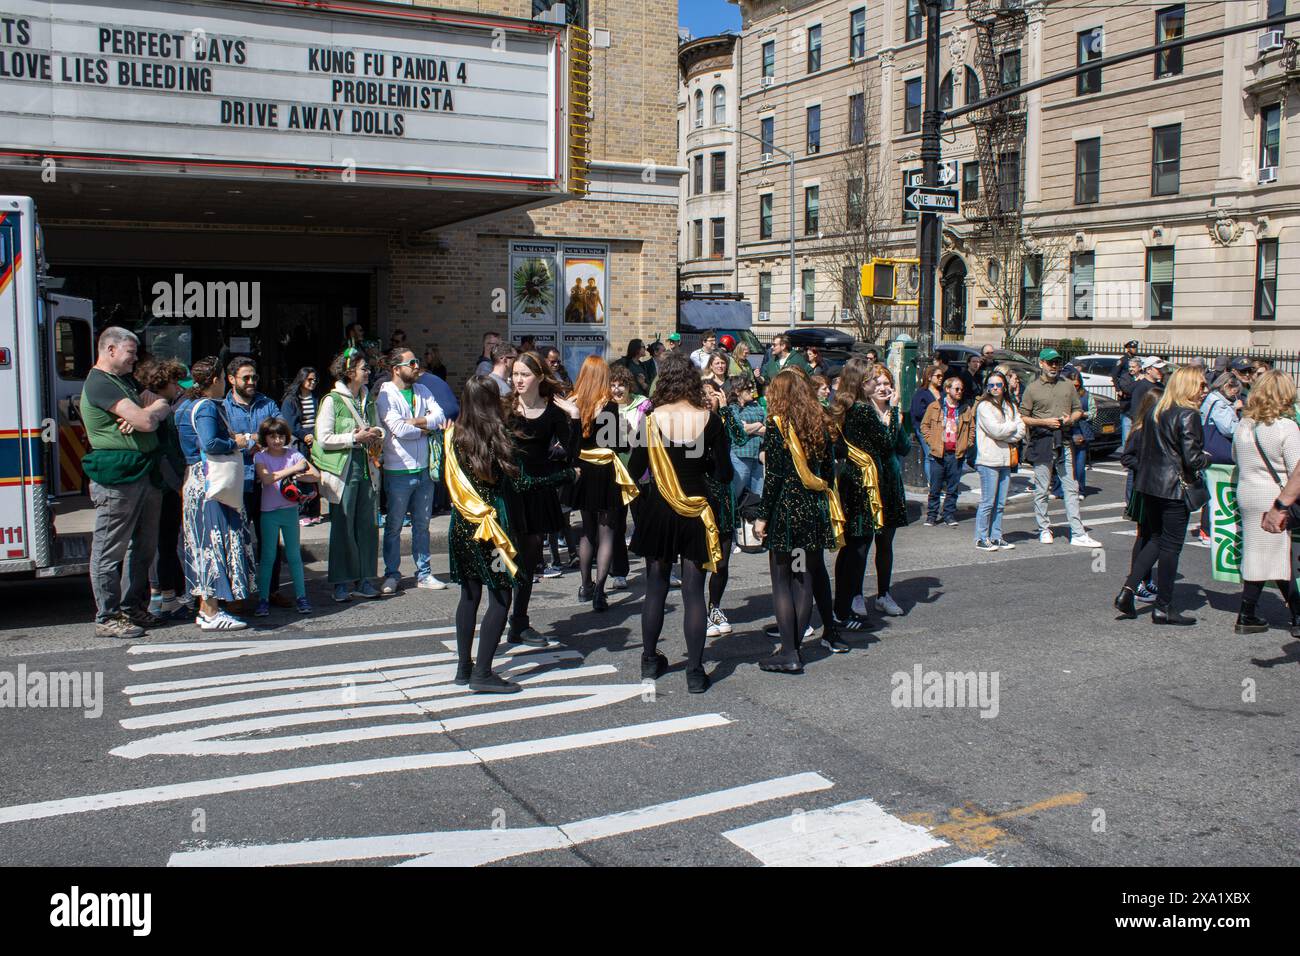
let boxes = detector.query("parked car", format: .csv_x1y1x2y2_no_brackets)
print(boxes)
1070,354,1122,399
934,343,1033,368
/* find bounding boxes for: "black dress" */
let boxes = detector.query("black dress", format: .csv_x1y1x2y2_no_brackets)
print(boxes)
628,411,733,566
573,401,627,515
760,422,839,554
837,403,911,537
508,400,575,535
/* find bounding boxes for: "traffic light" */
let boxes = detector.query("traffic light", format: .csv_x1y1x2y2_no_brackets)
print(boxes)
860,257,920,306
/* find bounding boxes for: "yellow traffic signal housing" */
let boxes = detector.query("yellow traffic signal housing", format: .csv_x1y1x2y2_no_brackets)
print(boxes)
860,257,920,306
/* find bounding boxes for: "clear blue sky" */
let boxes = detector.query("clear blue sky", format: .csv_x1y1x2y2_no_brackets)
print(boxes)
679,0,742,38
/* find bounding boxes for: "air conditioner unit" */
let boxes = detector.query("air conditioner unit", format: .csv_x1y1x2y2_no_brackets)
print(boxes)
760,152,774,163
1258,29,1284,56
757,311,771,322
808,144,820,154
761,76,775,87
694,119,704,129
839,308,855,321
1259,165,1278,184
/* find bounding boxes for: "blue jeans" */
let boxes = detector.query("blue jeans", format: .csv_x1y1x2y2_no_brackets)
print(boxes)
1050,442,1088,496
927,452,962,522
731,454,764,500
916,427,930,485
1120,413,1132,449
975,465,1011,543
383,471,435,579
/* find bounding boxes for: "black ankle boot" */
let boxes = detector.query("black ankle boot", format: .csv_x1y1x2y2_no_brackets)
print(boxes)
641,651,668,681
1152,605,1195,626
592,586,608,612
1290,611,1300,639
454,661,473,685
685,667,711,694
577,583,592,602
1234,608,1269,634
468,670,521,694
758,649,803,673
1113,587,1136,619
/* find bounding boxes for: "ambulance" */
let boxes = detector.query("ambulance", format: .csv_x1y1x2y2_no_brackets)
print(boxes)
0,195,96,578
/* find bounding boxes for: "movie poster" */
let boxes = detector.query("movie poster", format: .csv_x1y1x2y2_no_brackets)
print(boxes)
509,241,559,326
562,245,608,325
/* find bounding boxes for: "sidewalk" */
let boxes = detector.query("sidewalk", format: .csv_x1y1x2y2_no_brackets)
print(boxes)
299,507,454,564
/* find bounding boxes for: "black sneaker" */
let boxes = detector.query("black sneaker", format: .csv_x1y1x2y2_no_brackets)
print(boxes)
592,588,608,612
507,627,549,647
122,607,164,629
453,662,473,686
758,650,803,674
468,672,522,694
1233,612,1269,634
577,584,593,602
821,631,850,653
837,613,874,632
641,652,669,681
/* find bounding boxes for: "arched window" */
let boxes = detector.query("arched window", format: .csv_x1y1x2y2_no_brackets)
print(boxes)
964,66,981,106
938,71,954,111
712,86,726,125
694,89,704,128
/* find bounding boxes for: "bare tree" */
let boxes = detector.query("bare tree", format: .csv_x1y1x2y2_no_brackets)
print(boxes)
970,216,1071,344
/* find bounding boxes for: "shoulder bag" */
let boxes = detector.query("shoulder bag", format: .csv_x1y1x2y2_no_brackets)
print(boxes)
1252,422,1300,525
190,400,245,510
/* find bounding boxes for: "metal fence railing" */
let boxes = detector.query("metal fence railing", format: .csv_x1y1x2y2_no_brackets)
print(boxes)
1006,336,1300,383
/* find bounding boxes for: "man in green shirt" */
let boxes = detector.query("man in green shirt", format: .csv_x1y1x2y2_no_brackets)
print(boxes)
1019,348,1098,548
759,333,812,389
81,327,172,639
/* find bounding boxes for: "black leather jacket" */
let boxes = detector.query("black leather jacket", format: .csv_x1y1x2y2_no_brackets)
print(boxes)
1134,405,1211,501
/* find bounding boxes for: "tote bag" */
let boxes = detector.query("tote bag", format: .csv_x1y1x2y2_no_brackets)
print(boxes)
190,400,245,509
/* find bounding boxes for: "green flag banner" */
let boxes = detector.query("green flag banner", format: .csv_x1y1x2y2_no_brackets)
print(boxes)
1206,464,1241,584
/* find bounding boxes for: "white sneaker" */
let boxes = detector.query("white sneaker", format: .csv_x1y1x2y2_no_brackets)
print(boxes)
669,571,682,588
851,595,868,618
198,610,247,631
417,575,448,590
708,605,733,635
706,618,721,638
1070,534,1101,548
609,576,628,591
874,593,904,617
380,576,401,596
1039,529,1054,544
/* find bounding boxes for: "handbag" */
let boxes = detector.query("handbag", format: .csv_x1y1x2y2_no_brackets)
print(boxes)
190,400,245,510
1252,423,1300,525
428,428,445,482
1178,474,1209,513
1201,401,1235,465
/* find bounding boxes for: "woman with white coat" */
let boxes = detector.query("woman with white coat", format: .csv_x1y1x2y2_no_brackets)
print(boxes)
973,370,1026,551
1231,370,1300,636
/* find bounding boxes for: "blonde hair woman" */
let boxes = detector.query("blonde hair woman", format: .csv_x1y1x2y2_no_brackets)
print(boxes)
1231,370,1300,636
1114,365,1211,625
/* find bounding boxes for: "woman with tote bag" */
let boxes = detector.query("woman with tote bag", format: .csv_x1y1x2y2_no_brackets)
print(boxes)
175,356,256,631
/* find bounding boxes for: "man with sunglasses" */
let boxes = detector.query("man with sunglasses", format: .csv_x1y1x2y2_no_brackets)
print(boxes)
377,348,448,595
225,356,287,608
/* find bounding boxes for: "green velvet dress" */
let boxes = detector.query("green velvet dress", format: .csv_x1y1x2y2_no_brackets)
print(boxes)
758,421,840,554
707,405,748,536
837,403,912,537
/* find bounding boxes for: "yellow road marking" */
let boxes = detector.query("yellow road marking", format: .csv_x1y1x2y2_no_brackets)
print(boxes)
901,791,1086,852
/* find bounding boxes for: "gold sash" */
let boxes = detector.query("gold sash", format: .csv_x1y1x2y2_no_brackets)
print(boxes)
843,438,886,530
774,416,846,550
578,447,640,506
646,414,722,572
443,425,519,578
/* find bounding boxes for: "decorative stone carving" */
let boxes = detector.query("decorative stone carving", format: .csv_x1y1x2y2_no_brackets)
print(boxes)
879,50,895,70
949,30,966,66
1208,210,1243,247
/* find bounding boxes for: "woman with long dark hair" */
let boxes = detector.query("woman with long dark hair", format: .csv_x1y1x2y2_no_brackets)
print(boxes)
508,350,579,645
627,351,733,693
280,366,321,525
830,358,911,633
570,355,637,610
754,368,844,673
445,376,577,692
1114,366,1211,625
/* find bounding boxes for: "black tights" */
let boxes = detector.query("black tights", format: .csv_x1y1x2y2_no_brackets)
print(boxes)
642,558,707,672
707,546,731,608
456,579,511,677
810,549,833,629
769,550,815,656
1123,496,1189,607
1241,578,1300,613
833,527,897,619
511,533,544,632
579,510,616,593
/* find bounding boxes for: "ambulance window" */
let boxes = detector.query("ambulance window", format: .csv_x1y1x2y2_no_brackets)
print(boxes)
55,319,92,380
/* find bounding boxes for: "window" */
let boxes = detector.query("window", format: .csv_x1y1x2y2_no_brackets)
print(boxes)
848,177,864,229
903,169,920,224
1070,252,1094,320
760,116,774,154
1075,138,1100,204
842,266,858,310
759,273,772,315
55,319,92,380
807,25,822,73
802,269,816,321
904,78,922,133
760,194,773,239
710,283,726,293
1077,28,1103,95
938,71,954,111
850,8,867,59
906,0,922,42
1152,124,1181,195
962,161,980,202
998,151,1020,211
1256,239,1278,321
711,151,726,192
712,86,726,125
692,220,703,259
692,155,703,195
849,93,865,145
762,40,775,79
1155,5,1185,78
804,185,820,235
694,90,704,128
1147,247,1175,321
964,66,981,105
999,50,1021,90
1021,255,1043,322
1260,103,1281,172
711,218,725,258
807,105,821,153
1269,0,1287,19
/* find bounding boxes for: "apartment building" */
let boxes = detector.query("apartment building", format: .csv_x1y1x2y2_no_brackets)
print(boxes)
729,0,1298,350
678,33,740,294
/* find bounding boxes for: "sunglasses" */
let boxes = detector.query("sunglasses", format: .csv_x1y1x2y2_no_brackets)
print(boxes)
396,359,421,368
988,382,1004,389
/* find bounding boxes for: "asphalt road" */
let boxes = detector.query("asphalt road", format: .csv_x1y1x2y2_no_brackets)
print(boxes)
1,464,1296,867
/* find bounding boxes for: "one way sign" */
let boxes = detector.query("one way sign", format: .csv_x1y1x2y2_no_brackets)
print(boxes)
904,185,959,213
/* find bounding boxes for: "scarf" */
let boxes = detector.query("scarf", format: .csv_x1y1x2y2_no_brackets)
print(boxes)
443,425,518,578
645,414,721,572
578,447,640,506
774,416,845,550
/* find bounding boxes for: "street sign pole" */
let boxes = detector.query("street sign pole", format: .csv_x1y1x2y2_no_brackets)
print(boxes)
917,0,943,362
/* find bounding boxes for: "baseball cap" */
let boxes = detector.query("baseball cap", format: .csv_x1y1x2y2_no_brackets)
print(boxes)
1141,356,1168,370
1038,347,1062,362
667,332,681,343
1228,357,1254,372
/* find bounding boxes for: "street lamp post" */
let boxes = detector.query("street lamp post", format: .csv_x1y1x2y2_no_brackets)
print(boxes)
917,0,944,361
723,126,797,327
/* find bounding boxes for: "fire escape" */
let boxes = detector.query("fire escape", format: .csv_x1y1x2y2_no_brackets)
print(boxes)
965,0,1028,232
